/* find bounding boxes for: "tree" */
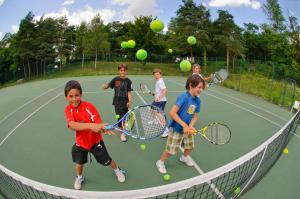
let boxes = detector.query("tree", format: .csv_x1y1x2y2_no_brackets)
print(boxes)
86,14,110,69
168,0,212,66
75,22,88,68
213,10,241,70
262,0,286,32
15,12,37,79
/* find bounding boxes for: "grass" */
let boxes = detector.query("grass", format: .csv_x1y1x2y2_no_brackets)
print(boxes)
1,60,299,109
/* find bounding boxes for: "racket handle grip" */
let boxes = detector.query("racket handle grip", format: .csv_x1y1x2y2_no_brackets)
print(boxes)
105,125,114,130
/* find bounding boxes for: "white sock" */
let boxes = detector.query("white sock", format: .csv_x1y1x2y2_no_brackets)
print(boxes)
114,167,120,172
77,175,83,179
157,160,164,164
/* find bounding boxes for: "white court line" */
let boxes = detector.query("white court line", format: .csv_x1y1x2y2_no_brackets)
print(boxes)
208,89,288,122
0,84,63,125
0,92,62,147
133,90,224,198
167,79,282,128
167,79,300,139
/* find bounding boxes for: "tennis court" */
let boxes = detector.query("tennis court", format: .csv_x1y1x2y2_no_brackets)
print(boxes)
0,75,299,198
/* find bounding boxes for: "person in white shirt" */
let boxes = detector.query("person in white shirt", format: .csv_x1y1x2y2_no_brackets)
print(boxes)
152,68,169,138
192,64,211,81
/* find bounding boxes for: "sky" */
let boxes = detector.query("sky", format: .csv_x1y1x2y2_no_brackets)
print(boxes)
0,0,299,39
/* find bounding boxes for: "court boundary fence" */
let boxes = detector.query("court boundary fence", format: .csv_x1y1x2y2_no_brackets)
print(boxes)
1,110,299,199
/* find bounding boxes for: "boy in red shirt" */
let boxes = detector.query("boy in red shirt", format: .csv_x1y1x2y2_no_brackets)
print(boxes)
64,80,125,190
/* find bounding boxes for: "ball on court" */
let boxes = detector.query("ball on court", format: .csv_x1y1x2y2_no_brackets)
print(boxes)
127,40,136,48
187,36,197,45
163,174,171,181
179,60,191,72
234,187,241,194
140,144,146,150
121,41,128,49
136,49,147,61
150,20,164,32
283,148,289,154
168,48,173,54
115,114,120,119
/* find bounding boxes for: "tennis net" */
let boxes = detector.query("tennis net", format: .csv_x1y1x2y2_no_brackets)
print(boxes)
1,110,299,199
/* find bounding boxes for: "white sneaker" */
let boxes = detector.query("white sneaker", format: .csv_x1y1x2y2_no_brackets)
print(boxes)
74,176,84,190
120,134,127,142
161,128,169,138
115,168,126,183
156,160,167,174
179,155,193,166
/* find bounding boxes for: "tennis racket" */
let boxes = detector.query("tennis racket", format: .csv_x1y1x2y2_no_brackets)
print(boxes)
105,105,167,140
139,83,155,96
208,69,229,86
195,122,231,145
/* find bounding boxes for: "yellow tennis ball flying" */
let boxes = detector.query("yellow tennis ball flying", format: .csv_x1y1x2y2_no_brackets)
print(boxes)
127,40,136,48
140,144,146,150
115,114,120,119
150,20,164,32
136,49,148,61
187,36,197,45
283,148,289,154
163,174,171,181
179,60,191,72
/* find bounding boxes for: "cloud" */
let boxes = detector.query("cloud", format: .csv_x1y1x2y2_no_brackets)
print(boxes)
208,0,261,10
62,0,75,6
0,0,4,6
34,5,117,26
11,25,19,33
111,0,162,20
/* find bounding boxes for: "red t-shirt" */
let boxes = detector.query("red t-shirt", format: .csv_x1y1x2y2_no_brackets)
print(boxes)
64,101,103,150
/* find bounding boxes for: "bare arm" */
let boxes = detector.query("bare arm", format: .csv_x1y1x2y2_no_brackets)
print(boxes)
102,83,109,90
189,113,198,128
155,88,167,102
127,91,132,108
68,121,105,133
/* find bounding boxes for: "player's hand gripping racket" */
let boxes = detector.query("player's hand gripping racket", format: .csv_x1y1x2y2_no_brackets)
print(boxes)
195,122,231,145
208,69,229,87
105,105,167,140
139,83,155,96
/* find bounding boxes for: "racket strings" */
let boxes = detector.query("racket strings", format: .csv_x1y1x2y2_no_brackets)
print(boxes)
206,123,231,144
125,106,166,139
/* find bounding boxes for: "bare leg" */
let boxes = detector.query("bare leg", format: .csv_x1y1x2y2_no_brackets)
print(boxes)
160,151,171,161
110,160,118,170
75,164,83,176
183,149,192,157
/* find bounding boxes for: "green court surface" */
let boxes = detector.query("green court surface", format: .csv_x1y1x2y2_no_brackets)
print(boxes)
0,75,299,198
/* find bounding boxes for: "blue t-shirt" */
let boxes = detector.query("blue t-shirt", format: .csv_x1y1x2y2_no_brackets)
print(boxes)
169,91,201,133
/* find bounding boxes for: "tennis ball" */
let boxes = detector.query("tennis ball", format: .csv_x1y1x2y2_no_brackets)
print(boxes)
136,49,147,61
140,144,146,150
168,48,173,54
115,114,120,119
121,41,128,49
150,20,164,32
187,36,197,45
127,40,136,48
283,148,289,154
234,187,241,194
163,174,171,181
179,60,191,72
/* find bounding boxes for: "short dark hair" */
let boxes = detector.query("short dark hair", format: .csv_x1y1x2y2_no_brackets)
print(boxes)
64,80,82,97
118,63,127,70
185,74,205,90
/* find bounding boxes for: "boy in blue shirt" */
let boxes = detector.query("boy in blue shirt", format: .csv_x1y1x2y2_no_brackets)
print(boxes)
156,74,205,173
